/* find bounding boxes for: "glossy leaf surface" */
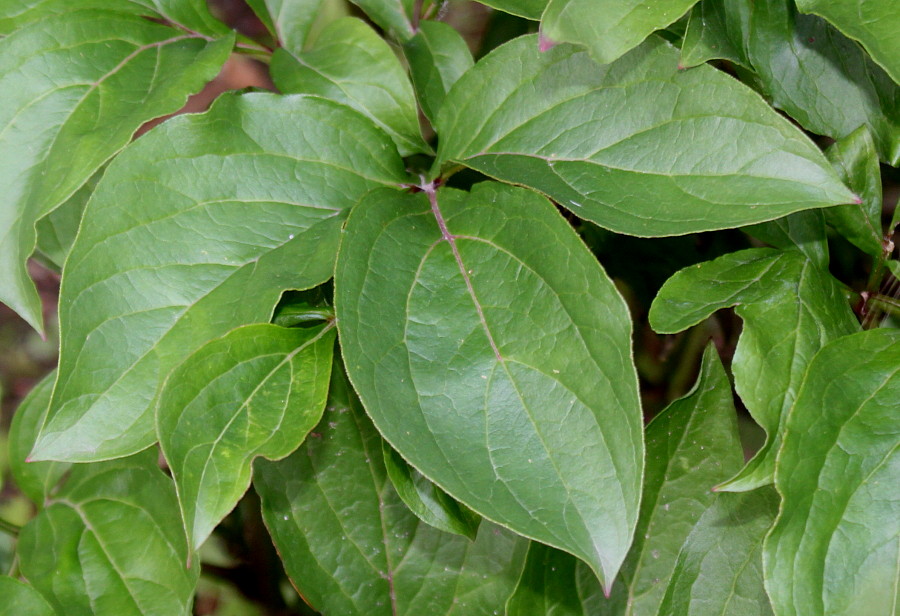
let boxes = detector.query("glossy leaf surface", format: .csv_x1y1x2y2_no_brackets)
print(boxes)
158,323,335,552
506,344,744,615
796,0,900,84
255,367,529,615
436,35,856,237
764,329,900,616
0,10,232,332
609,344,744,615
679,0,899,165
824,127,884,257
403,20,474,124
383,442,481,540
0,577,55,616
17,451,199,616
336,182,642,587
541,0,701,64
32,93,406,462
8,371,70,505
650,248,859,491
656,488,778,616
271,17,427,156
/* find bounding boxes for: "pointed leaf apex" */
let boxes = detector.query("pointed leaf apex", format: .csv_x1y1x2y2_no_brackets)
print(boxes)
538,32,557,52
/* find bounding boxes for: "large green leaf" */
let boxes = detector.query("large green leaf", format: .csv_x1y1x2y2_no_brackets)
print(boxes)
403,20,474,124
348,0,415,41
8,371,70,505
656,488,778,616
30,93,407,463
35,168,103,270
506,344,744,615
824,126,884,258
0,577,55,616
436,35,856,237
650,248,859,491
255,366,529,615
795,0,900,84
764,329,900,616
680,0,899,165
270,17,427,156
475,0,547,20
742,210,829,270
17,450,199,616
335,181,643,588
540,0,701,64
0,10,233,333
158,323,334,552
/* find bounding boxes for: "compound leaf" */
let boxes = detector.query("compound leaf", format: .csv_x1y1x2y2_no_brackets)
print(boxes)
0,10,233,333
158,323,335,552
541,0,701,65
436,35,856,237
650,248,859,491
31,93,406,463
764,329,900,616
255,366,529,615
17,450,198,616
335,181,643,588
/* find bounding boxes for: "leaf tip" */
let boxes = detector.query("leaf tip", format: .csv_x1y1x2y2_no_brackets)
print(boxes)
852,194,863,205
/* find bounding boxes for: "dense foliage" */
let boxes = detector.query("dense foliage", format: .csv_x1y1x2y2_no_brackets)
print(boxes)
0,1,897,614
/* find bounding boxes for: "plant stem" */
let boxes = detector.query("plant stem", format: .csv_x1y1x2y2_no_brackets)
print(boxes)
0,517,21,537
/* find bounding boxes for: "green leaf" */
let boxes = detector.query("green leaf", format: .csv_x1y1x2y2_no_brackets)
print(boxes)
382,442,482,540
507,344,744,616
540,0,701,65
31,92,407,463
656,487,778,616
17,450,199,616
246,0,325,53
8,371,71,505
403,20,474,124
0,10,233,333
824,126,884,258
742,210,829,270
0,577,56,616
680,0,748,68
680,0,900,165
255,365,529,615
505,542,587,616
650,248,859,491
436,35,856,237
795,0,900,85
475,0,547,20
335,181,643,588
764,329,900,616
348,0,415,41
158,323,335,552
271,17,427,156
612,343,744,615
0,0,147,35
35,168,103,270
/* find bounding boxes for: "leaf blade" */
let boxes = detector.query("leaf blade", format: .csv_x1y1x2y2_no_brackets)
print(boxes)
436,35,856,237
32,92,407,462
0,10,233,332
158,323,335,551
335,182,643,587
